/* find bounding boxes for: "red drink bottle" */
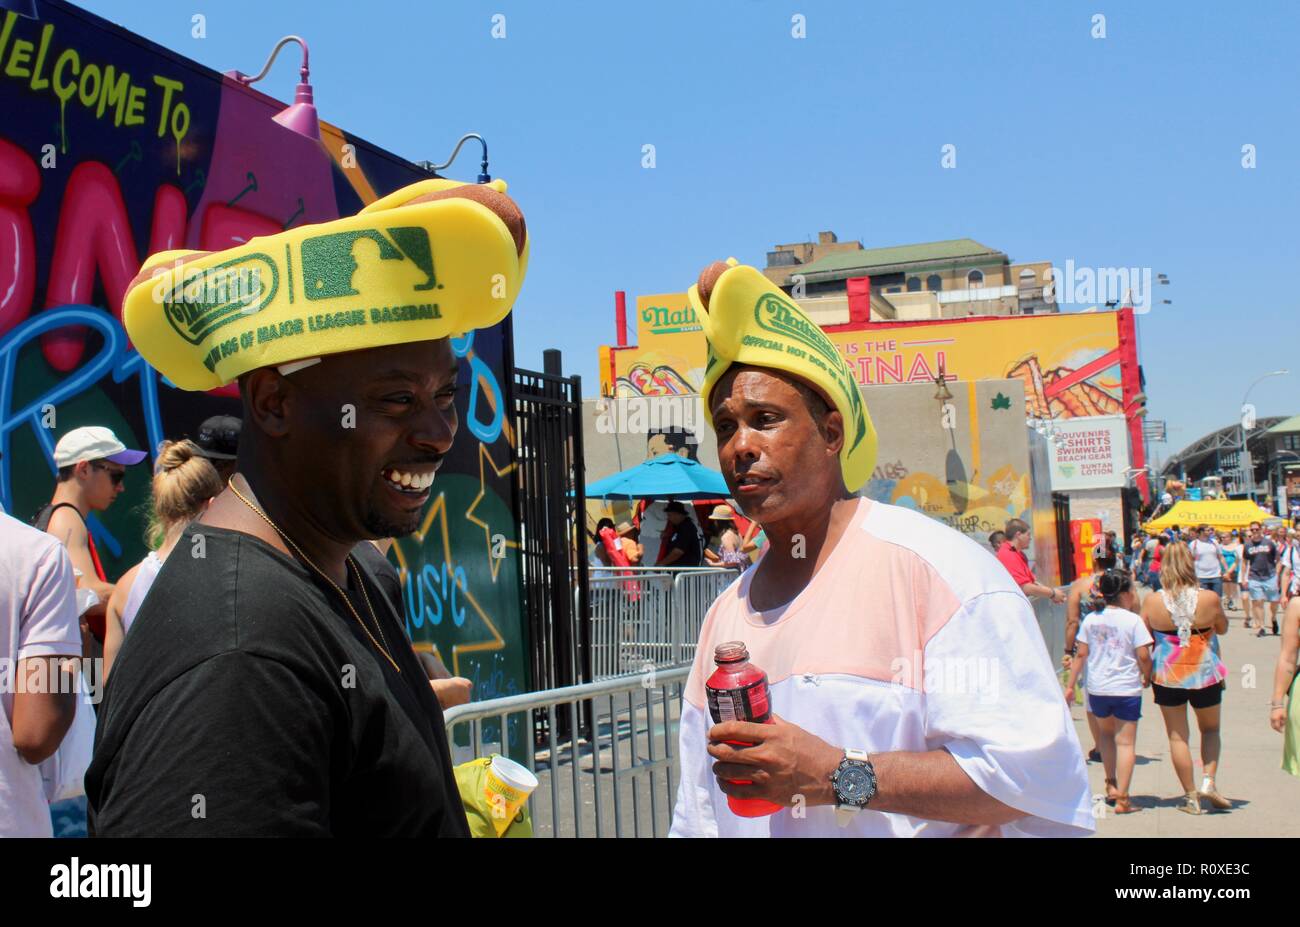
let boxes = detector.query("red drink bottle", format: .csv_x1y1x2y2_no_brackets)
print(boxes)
704,641,782,817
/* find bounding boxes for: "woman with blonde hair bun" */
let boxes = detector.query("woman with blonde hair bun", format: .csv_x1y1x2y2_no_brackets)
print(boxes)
1140,541,1230,814
103,440,224,678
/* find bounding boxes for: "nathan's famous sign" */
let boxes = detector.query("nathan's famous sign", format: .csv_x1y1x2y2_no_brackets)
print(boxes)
604,295,1140,425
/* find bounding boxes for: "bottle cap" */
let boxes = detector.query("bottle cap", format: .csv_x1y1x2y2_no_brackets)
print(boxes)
713,641,749,664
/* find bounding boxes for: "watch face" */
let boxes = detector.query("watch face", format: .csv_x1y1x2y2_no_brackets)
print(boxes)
836,764,877,806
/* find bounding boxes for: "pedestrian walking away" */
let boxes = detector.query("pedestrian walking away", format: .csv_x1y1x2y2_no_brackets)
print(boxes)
1064,570,1153,814
1064,564,1108,763
1140,542,1231,814
670,259,1091,837
102,440,224,679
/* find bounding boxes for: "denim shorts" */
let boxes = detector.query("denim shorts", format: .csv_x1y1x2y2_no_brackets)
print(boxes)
1088,693,1143,721
1198,578,1223,594
1248,577,1280,602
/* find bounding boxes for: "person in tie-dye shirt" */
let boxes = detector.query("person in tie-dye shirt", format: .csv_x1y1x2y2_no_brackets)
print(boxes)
1140,542,1230,814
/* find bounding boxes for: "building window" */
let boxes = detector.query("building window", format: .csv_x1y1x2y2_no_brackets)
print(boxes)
1282,434,1300,451
926,274,942,291
906,276,921,292
967,269,984,287
886,286,901,294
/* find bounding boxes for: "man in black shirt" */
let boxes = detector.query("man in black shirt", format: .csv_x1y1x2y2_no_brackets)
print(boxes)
658,500,703,567
86,178,528,835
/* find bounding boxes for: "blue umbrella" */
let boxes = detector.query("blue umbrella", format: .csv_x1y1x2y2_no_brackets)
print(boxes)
584,453,730,500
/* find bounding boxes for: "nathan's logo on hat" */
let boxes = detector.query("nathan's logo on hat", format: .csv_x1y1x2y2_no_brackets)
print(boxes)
753,293,840,370
301,227,437,301
750,292,869,454
161,253,280,345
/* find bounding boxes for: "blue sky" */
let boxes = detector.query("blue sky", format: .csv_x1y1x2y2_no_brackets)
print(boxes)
80,0,1299,463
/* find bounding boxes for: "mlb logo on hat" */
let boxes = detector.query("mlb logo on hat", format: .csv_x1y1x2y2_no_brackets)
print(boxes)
52,427,148,468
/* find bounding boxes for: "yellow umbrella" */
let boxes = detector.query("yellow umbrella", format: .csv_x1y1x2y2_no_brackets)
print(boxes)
1143,499,1273,534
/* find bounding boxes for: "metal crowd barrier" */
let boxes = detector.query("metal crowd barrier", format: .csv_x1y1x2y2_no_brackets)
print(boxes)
585,566,738,679
444,665,692,838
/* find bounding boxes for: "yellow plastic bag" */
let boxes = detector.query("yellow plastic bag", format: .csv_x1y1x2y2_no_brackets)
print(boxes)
454,756,534,838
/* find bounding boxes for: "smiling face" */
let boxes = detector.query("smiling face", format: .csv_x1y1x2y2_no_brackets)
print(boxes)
267,338,460,540
709,365,845,529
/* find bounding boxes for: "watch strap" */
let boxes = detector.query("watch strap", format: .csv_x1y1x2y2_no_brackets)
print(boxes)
833,749,873,827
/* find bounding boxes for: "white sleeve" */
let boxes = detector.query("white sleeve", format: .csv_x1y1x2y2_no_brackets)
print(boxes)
923,591,1095,837
668,699,719,837
1132,616,1154,648
18,541,82,660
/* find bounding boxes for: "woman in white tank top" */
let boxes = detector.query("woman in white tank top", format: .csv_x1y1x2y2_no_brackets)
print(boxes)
104,441,224,679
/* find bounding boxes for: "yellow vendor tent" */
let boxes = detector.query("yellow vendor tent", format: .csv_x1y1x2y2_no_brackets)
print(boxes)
1143,500,1273,534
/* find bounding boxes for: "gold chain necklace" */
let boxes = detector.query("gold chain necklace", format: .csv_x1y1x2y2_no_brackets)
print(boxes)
228,478,401,674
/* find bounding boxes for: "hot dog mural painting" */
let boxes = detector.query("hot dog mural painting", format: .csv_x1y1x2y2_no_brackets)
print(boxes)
604,292,1146,502
0,1,528,704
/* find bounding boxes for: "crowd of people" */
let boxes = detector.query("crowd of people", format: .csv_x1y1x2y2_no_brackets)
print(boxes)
982,513,1300,816
589,502,764,571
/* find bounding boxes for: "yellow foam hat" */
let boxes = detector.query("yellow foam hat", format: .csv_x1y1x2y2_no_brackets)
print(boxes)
688,259,877,492
123,178,529,390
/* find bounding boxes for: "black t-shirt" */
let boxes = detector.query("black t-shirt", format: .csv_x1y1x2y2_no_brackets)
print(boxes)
1246,538,1278,579
85,525,468,837
351,540,404,619
664,519,702,567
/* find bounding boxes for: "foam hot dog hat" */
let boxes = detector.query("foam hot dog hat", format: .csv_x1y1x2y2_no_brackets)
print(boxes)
123,178,529,390
688,258,877,492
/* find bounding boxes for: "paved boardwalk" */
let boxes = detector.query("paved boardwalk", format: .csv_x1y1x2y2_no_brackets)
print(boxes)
1075,598,1298,837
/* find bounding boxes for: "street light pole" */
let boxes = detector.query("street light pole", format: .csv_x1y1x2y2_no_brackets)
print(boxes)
1240,370,1288,498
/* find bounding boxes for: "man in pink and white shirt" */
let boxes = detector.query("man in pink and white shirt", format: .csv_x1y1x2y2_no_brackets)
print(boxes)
669,259,1092,838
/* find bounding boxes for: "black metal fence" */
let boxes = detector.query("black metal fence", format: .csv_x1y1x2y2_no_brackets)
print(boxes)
511,350,589,693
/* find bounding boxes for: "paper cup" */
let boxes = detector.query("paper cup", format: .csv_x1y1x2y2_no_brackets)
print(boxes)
483,755,538,835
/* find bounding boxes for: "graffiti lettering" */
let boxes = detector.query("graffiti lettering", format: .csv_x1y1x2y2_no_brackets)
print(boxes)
404,560,469,634
0,13,188,144
450,331,504,444
0,306,169,553
871,459,909,481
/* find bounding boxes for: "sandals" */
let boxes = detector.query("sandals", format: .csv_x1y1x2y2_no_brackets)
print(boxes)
1114,794,1136,814
1177,791,1203,815
1199,788,1232,810
1104,778,1119,805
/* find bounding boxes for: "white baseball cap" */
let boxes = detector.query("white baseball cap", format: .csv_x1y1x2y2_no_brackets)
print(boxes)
53,426,148,468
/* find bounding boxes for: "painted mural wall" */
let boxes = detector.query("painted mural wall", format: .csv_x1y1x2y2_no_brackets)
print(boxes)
0,1,527,703
603,295,1137,426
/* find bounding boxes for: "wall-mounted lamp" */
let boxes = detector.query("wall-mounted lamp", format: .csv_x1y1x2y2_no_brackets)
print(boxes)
418,133,491,183
229,36,321,142
932,359,953,403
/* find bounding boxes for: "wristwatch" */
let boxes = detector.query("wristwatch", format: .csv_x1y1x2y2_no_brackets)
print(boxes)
830,748,877,826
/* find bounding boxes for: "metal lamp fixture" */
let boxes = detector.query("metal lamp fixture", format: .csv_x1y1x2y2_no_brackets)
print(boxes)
418,133,492,183
229,36,321,142
932,359,953,402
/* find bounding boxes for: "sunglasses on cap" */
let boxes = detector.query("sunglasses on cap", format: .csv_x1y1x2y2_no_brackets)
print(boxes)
92,463,126,486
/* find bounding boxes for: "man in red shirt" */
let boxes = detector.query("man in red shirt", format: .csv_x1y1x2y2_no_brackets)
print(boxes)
996,518,1065,604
